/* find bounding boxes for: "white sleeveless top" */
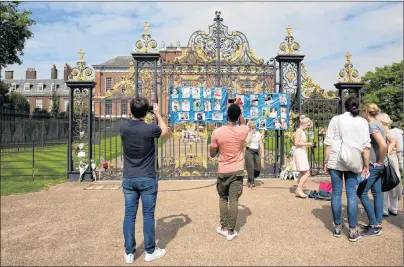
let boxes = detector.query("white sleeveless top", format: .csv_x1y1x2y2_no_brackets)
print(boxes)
247,131,261,150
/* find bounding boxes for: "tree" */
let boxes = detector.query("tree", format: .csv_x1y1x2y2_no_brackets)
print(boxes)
50,91,60,117
361,61,403,123
0,2,36,70
0,81,10,109
9,91,29,113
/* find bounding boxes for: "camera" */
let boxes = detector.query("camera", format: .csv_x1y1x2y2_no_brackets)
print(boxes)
312,142,317,149
228,98,235,104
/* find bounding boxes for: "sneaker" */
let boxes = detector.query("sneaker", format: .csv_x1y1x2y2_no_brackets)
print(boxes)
295,188,308,198
251,181,256,188
216,226,228,237
361,226,383,237
124,253,134,264
383,211,389,217
333,227,342,238
348,230,362,242
144,248,166,262
227,230,238,241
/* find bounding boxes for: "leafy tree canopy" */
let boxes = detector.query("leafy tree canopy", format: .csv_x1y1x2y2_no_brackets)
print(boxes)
9,91,29,113
361,60,403,124
0,2,36,69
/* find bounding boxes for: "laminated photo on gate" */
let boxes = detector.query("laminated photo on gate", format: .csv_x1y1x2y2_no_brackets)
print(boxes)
169,86,228,124
234,93,291,130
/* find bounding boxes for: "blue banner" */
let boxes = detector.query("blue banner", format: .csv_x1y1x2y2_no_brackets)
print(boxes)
169,86,228,124
235,93,291,130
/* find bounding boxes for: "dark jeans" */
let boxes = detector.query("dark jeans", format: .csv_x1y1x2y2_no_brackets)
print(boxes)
122,177,158,255
245,148,261,183
330,170,358,229
357,164,384,226
217,172,243,231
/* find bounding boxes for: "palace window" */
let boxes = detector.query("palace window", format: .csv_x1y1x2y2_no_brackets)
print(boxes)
11,83,16,92
64,100,69,111
37,83,43,91
36,99,43,109
51,83,56,91
24,83,30,91
106,77,112,91
48,99,53,111
121,100,128,115
105,100,112,115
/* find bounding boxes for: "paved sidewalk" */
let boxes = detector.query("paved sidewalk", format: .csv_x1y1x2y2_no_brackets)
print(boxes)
1,179,403,266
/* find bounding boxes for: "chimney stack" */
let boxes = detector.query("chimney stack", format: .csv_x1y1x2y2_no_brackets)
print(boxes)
64,64,72,81
25,68,37,79
51,64,58,79
5,70,14,80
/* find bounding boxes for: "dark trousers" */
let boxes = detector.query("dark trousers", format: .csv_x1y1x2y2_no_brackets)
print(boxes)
245,148,261,183
217,171,244,231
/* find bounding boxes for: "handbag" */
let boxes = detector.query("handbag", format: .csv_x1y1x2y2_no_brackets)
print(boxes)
337,116,363,173
382,154,401,192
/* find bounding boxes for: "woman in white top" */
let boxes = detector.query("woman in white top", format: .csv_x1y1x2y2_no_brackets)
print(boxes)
377,113,402,216
292,115,314,198
245,121,264,188
324,96,371,242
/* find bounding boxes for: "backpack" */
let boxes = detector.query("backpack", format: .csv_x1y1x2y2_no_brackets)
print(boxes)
337,116,363,173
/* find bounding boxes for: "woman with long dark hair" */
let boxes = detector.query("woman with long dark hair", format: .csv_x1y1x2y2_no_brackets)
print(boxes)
324,96,371,242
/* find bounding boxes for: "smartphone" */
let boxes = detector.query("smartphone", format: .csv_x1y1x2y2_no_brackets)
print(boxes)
357,172,370,184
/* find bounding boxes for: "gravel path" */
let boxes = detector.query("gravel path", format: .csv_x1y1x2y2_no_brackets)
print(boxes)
1,179,403,266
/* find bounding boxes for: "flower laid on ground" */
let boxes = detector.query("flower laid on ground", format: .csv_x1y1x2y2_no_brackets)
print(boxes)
102,162,109,170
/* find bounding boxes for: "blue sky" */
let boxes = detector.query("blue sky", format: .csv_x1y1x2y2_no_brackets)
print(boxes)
3,1,403,90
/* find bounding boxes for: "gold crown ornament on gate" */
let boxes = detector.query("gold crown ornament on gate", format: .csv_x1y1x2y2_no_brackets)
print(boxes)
70,49,94,81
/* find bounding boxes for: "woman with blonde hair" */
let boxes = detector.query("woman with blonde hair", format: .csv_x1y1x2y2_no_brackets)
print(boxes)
245,121,264,188
377,113,402,216
293,115,314,198
359,103,388,237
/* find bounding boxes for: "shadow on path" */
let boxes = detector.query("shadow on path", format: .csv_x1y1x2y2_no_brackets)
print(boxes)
236,205,252,232
311,203,404,233
134,214,192,261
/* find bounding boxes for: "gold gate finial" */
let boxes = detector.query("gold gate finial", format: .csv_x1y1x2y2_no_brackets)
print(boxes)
277,24,300,55
144,22,149,34
78,48,85,61
70,48,93,81
338,52,361,83
134,21,158,53
286,25,292,37
345,52,352,63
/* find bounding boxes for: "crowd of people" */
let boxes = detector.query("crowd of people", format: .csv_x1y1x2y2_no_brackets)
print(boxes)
119,95,402,263
292,96,402,241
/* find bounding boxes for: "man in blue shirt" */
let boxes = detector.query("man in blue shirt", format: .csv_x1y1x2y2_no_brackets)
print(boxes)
120,96,168,263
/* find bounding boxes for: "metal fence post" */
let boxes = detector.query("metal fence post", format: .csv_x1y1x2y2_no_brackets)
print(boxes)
32,141,35,180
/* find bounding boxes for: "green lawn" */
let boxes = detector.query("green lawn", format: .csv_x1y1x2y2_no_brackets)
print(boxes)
1,136,169,196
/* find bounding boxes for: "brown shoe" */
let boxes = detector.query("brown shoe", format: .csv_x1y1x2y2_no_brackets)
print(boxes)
295,188,308,198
